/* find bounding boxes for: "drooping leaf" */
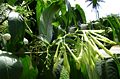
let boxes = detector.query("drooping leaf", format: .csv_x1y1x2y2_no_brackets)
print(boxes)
38,1,60,42
75,4,86,23
36,0,44,28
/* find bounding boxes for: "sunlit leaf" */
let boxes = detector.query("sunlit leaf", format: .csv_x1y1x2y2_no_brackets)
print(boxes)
75,4,86,23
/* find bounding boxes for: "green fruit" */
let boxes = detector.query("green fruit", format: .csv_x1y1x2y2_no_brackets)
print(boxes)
0,53,23,79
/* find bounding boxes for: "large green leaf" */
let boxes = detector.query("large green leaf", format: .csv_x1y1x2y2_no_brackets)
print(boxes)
36,0,44,28
75,4,86,23
20,55,38,79
100,59,119,79
38,1,60,42
108,16,120,42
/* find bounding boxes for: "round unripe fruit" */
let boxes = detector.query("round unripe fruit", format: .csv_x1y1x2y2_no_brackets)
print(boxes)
3,33,11,40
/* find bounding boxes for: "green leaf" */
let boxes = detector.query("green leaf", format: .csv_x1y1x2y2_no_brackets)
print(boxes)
60,2,66,15
69,58,84,79
38,1,60,42
75,4,86,23
20,55,38,79
36,0,44,28
52,21,60,27
107,16,120,42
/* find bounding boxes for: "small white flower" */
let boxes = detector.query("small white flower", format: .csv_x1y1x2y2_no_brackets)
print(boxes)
3,33,11,41
23,38,28,45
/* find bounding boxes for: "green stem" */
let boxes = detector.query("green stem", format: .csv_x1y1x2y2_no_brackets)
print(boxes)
77,30,105,33
90,34,114,57
77,37,83,60
64,43,78,61
83,31,104,59
90,31,116,44
25,20,33,34
54,43,60,62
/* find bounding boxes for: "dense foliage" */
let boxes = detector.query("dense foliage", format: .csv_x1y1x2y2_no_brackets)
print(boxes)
0,0,120,79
